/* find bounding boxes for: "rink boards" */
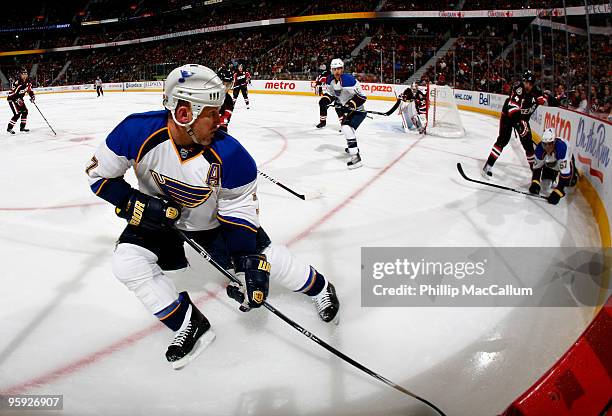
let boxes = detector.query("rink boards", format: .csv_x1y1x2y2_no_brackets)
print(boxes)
5,79,608,252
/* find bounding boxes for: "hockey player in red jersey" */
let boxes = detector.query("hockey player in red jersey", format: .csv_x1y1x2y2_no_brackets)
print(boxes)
232,63,251,109
482,70,556,177
217,66,234,131
314,65,330,96
7,68,35,134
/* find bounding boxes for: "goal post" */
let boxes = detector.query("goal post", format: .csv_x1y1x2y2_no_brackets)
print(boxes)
426,84,466,138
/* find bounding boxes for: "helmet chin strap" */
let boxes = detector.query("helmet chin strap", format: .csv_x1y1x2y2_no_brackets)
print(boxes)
171,108,200,144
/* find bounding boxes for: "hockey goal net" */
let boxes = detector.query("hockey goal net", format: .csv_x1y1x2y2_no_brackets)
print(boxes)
426,84,465,138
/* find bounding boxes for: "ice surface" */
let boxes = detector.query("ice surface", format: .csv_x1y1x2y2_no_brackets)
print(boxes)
0,92,599,416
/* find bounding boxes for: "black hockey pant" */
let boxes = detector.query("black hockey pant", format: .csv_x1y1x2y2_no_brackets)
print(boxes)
486,113,535,169
8,100,28,130
318,95,344,123
232,85,249,104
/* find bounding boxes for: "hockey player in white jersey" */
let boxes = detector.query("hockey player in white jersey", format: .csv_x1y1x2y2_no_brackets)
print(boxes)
94,76,104,97
85,64,340,369
324,58,368,169
528,127,578,205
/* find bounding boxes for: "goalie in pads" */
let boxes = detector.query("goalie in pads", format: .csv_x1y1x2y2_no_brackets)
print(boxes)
399,83,427,134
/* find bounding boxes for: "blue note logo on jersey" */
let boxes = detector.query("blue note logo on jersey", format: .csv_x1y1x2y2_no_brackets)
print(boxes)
150,170,213,208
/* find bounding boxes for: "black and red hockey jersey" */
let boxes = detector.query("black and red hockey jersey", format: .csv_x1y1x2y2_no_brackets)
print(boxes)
7,78,34,102
219,92,234,130
314,70,330,96
503,81,548,121
233,70,251,88
401,87,427,115
315,71,329,86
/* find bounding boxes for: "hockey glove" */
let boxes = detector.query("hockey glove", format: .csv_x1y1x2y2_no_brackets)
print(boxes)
547,188,564,205
529,180,541,195
334,102,355,115
115,190,181,230
226,281,249,312
543,90,558,107
228,254,270,311
30,96,35,103
344,99,360,114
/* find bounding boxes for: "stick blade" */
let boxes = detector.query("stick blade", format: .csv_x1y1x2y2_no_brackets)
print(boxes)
302,188,324,200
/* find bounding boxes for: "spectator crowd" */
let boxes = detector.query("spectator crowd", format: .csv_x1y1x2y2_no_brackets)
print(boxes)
1,0,609,120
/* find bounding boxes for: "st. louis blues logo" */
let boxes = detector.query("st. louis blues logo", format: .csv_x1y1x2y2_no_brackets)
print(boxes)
178,70,195,83
150,170,213,208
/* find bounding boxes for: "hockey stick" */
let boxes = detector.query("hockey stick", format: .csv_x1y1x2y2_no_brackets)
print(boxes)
363,99,401,116
178,230,447,416
32,102,57,136
258,170,323,200
327,99,401,117
456,163,547,199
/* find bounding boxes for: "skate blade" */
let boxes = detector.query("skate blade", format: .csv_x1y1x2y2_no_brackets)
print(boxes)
347,162,362,170
171,330,216,370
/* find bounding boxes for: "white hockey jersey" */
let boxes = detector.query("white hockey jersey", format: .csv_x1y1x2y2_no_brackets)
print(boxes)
325,73,366,110
86,110,260,237
533,138,572,176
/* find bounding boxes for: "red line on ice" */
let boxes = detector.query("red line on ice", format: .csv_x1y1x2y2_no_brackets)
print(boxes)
0,202,105,211
287,136,423,246
259,126,289,167
1,134,419,393
0,290,222,395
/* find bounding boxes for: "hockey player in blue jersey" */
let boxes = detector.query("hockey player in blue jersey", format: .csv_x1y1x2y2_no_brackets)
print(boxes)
86,64,340,369
528,128,579,205
316,58,367,169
